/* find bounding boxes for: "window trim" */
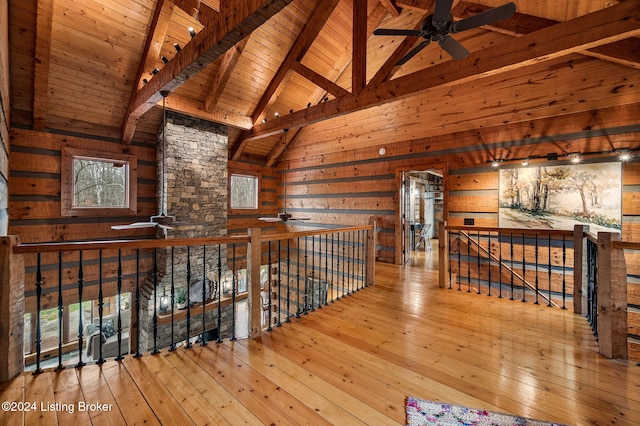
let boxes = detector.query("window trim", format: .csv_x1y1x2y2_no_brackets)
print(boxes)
229,173,259,210
61,147,137,217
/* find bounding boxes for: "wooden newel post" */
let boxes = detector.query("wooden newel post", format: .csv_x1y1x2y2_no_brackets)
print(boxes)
247,228,262,338
366,217,376,287
0,236,25,381
573,225,588,315
597,232,628,359
439,221,449,288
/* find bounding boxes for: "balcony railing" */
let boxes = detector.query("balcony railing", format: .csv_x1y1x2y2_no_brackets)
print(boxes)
439,223,630,360
0,224,375,379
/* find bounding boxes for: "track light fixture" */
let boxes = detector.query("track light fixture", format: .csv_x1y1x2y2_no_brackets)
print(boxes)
161,56,169,64
142,79,148,85
274,112,279,118
151,68,160,75
174,43,181,52
188,27,196,38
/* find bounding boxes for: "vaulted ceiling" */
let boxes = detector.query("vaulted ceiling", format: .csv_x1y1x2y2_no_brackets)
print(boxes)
8,0,640,165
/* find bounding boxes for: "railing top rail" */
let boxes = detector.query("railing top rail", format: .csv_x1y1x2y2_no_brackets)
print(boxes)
613,240,640,251
13,235,252,254
260,225,373,242
12,224,374,254
446,225,574,237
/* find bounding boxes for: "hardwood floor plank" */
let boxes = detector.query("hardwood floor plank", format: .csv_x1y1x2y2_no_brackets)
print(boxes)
75,365,126,425
140,352,231,425
121,357,195,425
50,368,91,425
166,349,264,425
0,375,25,426
23,373,57,425
99,361,161,426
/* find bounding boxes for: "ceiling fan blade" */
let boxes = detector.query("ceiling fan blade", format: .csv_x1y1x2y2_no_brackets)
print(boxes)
373,28,422,37
258,217,283,222
439,36,470,60
111,222,158,230
450,2,516,33
432,0,454,28
396,40,431,66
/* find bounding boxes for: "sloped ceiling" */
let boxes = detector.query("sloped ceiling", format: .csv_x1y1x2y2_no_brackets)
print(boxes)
8,0,640,165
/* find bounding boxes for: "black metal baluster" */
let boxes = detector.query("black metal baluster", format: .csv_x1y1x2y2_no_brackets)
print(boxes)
358,230,364,291
457,231,461,291
498,232,503,298
303,236,308,314
97,250,105,364
231,243,238,340
267,241,273,330
286,239,291,321
201,245,208,346
509,233,515,300
339,233,344,299
186,246,192,348
324,234,329,305
522,234,527,303
487,232,492,297
116,249,124,361
349,231,355,294
477,231,481,294
277,240,283,326
331,234,336,301
466,232,471,292
547,235,553,307
55,252,65,371
310,236,315,311
296,237,301,317
76,251,86,367
169,247,176,351
216,246,223,343
562,235,567,310
152,248,159,354
534,235,540,305
134,249,142,357
34,253,43,374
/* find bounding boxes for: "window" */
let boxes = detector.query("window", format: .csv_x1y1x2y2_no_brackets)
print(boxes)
61,147,137,216
230,174,258,209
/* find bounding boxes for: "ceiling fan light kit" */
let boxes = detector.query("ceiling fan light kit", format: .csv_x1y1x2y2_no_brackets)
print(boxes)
374,0,517,64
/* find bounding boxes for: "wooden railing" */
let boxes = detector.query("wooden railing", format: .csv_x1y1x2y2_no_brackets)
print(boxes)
0,224,376,379
439,223,630,360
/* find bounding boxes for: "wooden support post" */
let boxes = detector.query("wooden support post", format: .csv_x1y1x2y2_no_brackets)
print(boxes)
439,221,449,288
597,232,628,359
0,236,25,381
573,225,588,314
366,218,377,287
247,228,262,338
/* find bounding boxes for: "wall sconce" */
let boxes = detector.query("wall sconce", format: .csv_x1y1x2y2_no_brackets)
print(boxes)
159,287,169,313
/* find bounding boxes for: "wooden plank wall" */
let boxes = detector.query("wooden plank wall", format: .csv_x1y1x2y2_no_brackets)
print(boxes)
0,0,9,236
8,128,158,313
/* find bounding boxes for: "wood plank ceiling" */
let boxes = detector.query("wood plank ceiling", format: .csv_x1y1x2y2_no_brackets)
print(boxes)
8,0,640,165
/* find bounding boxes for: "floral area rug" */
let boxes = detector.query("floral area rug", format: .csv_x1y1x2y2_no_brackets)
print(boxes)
406,396,565,426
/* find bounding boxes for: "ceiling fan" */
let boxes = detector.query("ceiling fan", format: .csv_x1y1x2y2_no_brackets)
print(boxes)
112,91,179,231
259,129,311,223
373,0,516,64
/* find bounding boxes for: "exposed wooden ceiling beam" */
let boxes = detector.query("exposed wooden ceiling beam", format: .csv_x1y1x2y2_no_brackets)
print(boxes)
250,0,341,124
204,38,249,112
377,0,400,17
165,95,252,130
352,0,368,93
245,0,640,141
121,0,293,144
453,1,640,70
33,0,55,132
290,61,350,98
395,0,434,12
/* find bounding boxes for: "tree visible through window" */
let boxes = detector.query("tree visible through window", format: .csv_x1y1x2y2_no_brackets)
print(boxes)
230,174,258,209
74,158,128,207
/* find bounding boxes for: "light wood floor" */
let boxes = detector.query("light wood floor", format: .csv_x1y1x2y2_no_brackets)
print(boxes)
2,248,640,425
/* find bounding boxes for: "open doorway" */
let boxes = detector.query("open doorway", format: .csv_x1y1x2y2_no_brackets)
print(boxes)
400,169,444,264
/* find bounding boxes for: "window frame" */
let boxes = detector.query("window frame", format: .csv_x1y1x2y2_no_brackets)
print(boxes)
229,173,259,210
61,147,137,217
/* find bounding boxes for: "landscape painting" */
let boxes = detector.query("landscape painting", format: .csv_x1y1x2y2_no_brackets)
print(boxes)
499,162,621,232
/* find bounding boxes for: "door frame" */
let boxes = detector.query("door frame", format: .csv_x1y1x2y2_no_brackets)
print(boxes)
394,162,449,265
